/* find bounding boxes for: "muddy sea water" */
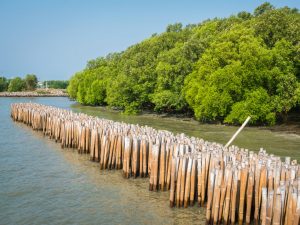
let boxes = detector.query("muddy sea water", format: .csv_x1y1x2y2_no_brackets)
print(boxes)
1,97,299,225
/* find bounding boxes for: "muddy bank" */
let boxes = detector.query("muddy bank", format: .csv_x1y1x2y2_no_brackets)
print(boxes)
265,123,300,136
72,103,300,136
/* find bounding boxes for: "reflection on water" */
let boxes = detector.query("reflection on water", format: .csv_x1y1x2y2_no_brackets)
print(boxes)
0,97,299,225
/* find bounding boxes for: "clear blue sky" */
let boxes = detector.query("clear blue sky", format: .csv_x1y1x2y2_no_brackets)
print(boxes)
0,0,299,81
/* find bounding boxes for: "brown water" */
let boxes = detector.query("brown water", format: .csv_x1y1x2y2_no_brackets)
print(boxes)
0,97,299,225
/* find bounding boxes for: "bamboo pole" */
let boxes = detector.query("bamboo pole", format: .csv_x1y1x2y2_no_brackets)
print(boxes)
11,103,300,225
224,116,251,148
260,187,267,225
273,188,282,225
184,157,192,208
159,141,166,190
239,167,248,225
151,144,159,191
197,157,203,206
246,171,254,225
213,167,221,225
190,158,196,206
231,171,238,225
176,157,183,207
206,169,215,224
223,165,232,225
169,156,177,207
292,195,300,225
180,156,187,207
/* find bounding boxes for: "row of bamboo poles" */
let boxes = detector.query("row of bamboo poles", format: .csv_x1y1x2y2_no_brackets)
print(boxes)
11,103,300,225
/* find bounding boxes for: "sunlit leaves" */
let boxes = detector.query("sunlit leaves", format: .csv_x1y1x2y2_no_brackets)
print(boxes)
67,2,300,125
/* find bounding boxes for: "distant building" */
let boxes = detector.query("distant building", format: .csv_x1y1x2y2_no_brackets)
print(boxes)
37,81,44,89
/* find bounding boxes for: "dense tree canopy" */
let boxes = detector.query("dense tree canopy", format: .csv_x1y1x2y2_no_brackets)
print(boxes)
0,75,40,92
8,77,26,92
25,74,38,90
68,3,300,125
0,77,9,92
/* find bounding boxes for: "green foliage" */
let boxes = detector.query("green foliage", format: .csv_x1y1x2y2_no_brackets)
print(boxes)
166,23,183,33
67,2,300,125
237,11,252,20
67,72,83,99
184,24,299,125
0,77,9,92
254,6,300,47
24,74,38,90
44,80,69,89
253,2,274,16
185,26,262,121
151,90,186,112
225,88,276,125
8,77,26,92
2,75,39,92
84,80,106,105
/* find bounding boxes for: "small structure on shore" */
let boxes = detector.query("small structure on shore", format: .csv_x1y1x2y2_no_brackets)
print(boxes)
11,103,300,225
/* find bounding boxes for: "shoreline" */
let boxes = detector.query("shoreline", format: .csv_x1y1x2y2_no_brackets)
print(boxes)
3,96,300,136
72,103,300,136
0,89,68,97
0,95,68,97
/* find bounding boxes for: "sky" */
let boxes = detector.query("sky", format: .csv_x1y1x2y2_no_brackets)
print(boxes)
0,0,299,81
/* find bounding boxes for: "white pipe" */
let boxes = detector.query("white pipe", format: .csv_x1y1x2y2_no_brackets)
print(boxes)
224,116,251,148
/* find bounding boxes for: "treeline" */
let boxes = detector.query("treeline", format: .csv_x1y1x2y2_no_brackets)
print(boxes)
0,74,38,92
68,2,300,125
43,80,69,89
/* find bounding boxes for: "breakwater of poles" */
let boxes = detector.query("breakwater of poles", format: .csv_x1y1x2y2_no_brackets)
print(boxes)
11,103,300,225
